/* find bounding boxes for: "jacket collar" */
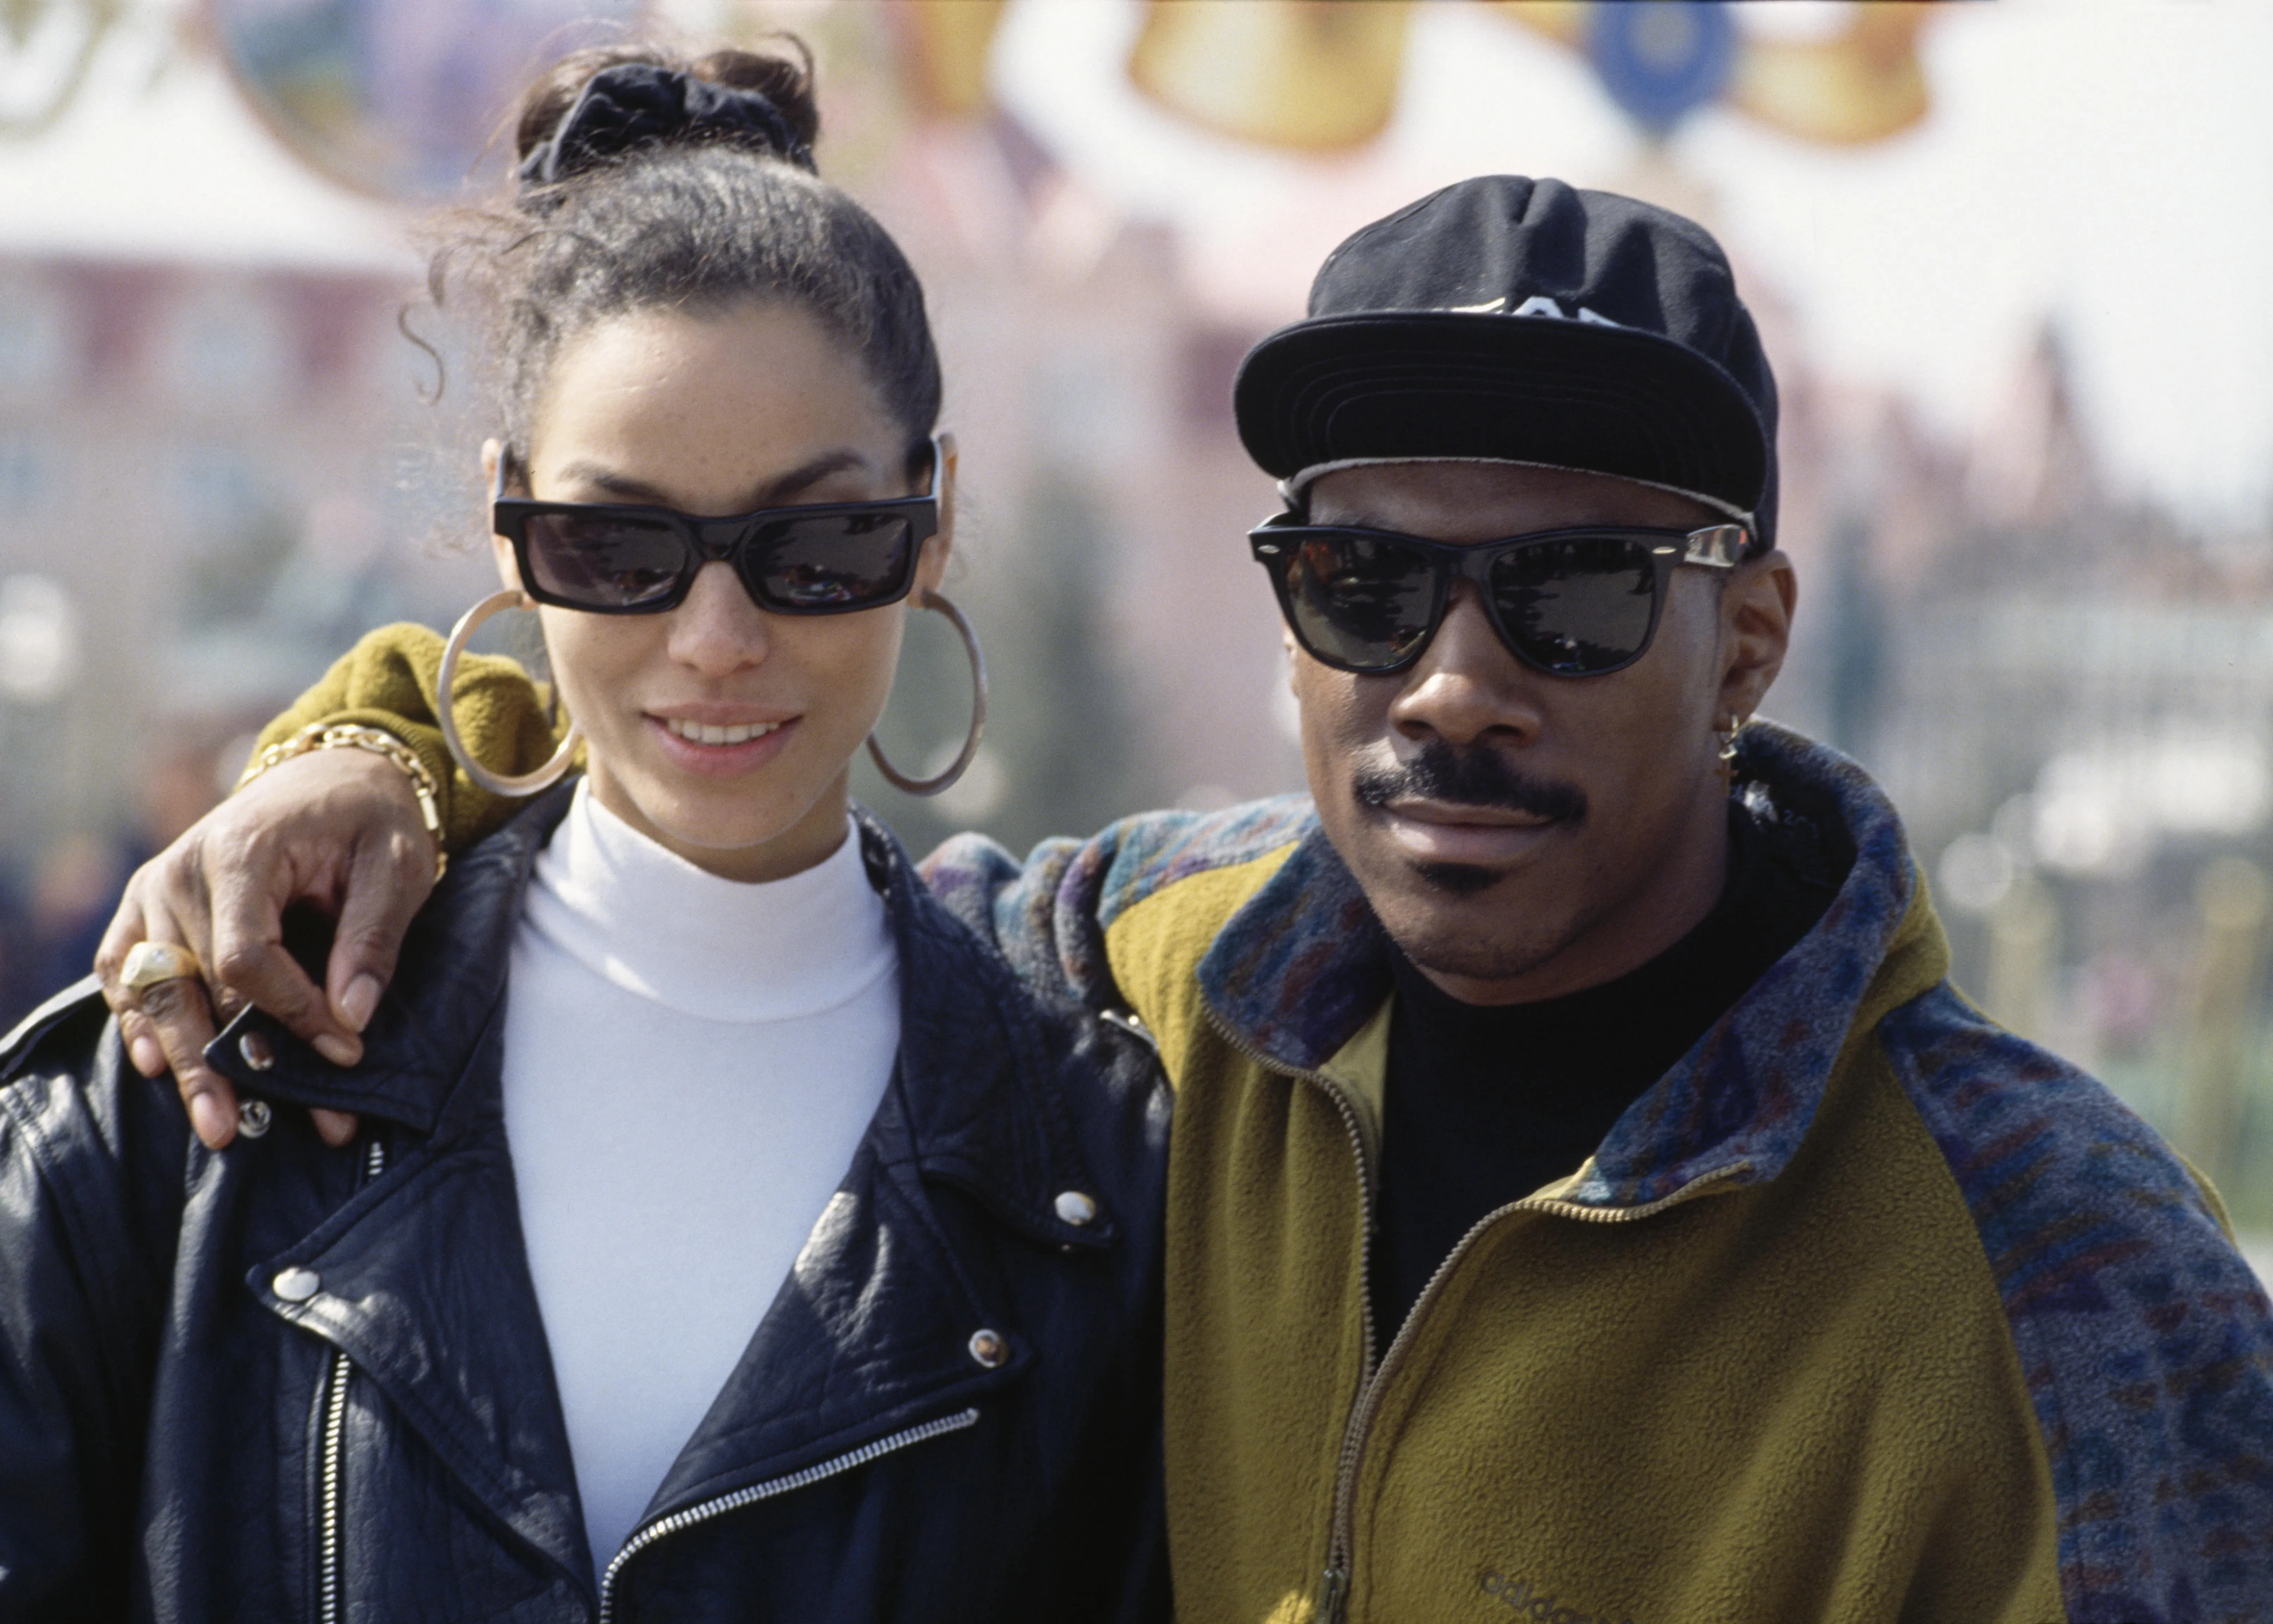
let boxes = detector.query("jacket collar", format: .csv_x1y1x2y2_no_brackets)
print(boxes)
850,804,1118,1250
209,790,1107,1243
1197,721,1950,1207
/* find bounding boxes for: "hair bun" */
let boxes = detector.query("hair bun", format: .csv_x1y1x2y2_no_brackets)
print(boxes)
518,60,816,191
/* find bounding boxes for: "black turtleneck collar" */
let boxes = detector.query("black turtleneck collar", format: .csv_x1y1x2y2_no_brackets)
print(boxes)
1372,802,1839,1342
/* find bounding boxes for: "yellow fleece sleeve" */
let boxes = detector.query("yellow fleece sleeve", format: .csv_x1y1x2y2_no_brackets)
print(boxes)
249,622,573,853
2178,1151,2239,1241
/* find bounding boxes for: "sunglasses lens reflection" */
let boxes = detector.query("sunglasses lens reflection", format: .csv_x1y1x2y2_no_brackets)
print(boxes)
524,511,688,608
749,514,916,610
1283,533,1438,671
1489,537,1659,675
1270,528,1664,675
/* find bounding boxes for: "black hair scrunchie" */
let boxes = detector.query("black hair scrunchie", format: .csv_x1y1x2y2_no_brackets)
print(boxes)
518,62,816,190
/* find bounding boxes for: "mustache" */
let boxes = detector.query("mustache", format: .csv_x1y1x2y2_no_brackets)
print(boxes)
1349,741,1589,826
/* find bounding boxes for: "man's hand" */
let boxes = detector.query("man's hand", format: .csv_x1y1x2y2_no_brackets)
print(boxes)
94,747,441,1149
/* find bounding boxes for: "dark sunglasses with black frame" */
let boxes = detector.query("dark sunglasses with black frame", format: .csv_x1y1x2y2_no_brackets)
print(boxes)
492,435,943,616
1249,512,1750,678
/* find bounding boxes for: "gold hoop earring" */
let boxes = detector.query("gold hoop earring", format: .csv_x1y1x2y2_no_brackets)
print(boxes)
868,591,987,797
438,589,583,798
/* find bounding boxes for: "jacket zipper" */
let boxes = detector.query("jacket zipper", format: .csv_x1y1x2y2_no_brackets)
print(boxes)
1316,1162,1750,1620
318,1136,388,1624
1202,1003,1747,1624
595,1407,982,1624
1199,1007,1378,1624
1099,1007,1159,1052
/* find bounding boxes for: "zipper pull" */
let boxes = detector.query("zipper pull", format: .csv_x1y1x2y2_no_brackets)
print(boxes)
1319,1565,1349,1623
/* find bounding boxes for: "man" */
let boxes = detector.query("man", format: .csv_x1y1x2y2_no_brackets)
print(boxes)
93,178,2273,1620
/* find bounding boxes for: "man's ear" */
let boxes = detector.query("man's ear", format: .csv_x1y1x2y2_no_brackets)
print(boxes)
1717,549,1797,724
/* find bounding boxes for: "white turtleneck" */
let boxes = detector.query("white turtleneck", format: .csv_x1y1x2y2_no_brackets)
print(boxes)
500,781,900,1569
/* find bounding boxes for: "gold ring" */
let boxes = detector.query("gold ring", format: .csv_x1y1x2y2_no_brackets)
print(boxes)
120,940,203,992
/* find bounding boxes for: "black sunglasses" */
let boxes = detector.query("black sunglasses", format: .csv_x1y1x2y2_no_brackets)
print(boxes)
492,437,943,615
1249,514,1749,678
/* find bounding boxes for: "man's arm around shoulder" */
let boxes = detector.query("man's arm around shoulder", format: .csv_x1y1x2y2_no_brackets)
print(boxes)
921,795,1317,1039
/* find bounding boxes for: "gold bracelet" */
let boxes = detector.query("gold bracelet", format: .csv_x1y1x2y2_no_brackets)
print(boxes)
237,723,448,880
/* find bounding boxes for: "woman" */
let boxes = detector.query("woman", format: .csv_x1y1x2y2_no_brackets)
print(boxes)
0,43,1167,1622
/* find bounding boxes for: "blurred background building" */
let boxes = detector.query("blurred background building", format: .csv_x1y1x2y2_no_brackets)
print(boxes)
4,0,2273,1266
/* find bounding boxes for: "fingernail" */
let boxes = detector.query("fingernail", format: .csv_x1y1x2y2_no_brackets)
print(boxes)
340,974,382,1033
130,1034,165,1076
190,1092,232,1148
313,1033,360,1068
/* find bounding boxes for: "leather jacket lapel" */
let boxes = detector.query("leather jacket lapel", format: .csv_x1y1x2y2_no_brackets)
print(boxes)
858,811,1116,1255
256,1094,594,1594
637,1113,1027,1522
632,814,1107,1522
227,788,593,1591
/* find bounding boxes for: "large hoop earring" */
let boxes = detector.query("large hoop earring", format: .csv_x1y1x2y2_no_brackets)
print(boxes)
867,591,987,797
438,589,584,798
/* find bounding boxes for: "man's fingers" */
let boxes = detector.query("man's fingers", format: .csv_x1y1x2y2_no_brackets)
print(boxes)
210,937,360,1068
310,1108,359,1148
326,832,434,1037
205,851,359,1062
92,747,435,1147
119,1009,168,1078
95,893,153,1018
140,976,235,1149
103,893,217,1084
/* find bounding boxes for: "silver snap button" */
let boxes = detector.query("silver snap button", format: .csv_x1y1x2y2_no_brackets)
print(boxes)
238,1032,275,1072
967,1329,1008,1369
273,1267,321,1303
236,1099,273,1138
1053,1190,1098,1227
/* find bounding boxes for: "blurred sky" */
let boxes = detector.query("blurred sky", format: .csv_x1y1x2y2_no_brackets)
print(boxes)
2,0,2268,527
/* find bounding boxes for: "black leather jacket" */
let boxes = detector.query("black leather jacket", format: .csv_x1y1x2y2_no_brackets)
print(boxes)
0,790,1171,1622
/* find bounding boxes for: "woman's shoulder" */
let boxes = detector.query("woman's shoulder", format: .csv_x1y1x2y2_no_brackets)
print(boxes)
1,973,107,1062
1,976,133,1143
0,978,192,1340
0,976,203,1195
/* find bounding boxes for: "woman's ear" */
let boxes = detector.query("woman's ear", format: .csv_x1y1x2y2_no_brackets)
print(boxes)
917,430,957,601
482,437,525,598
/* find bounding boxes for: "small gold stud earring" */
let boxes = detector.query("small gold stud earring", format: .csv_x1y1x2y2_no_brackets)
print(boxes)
1717,714,1746,766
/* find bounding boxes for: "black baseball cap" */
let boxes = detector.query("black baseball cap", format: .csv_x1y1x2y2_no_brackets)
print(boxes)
1234,175,1779,546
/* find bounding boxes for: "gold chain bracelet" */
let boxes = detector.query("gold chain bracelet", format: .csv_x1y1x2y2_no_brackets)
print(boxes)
236,723,448,880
